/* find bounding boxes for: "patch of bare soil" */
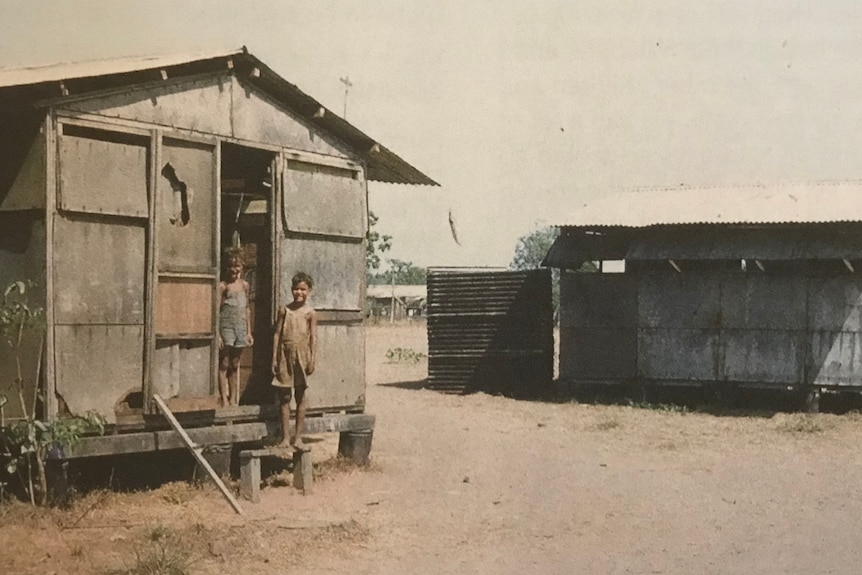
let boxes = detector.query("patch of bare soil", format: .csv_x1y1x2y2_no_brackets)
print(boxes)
6,323,862,574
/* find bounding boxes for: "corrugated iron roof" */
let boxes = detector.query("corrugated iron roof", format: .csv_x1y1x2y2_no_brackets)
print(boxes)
558,181,862,228
0,47,438,187
0,48,245,88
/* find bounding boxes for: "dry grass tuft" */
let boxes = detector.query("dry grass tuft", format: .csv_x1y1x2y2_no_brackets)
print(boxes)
314,456,381,483
775,413,834,434
592,415,622,431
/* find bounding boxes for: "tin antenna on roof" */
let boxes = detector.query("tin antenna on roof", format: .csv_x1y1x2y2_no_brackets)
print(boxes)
339,76,353,118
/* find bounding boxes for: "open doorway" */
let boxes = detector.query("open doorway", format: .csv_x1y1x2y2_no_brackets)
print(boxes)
220,143,275,405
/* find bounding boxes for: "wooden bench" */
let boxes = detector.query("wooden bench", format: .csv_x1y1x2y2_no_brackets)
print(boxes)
239,413,375,502
240,447,311,502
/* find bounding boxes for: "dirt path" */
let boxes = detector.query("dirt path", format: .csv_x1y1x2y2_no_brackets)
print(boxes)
290,325,862,574
6,324,862,574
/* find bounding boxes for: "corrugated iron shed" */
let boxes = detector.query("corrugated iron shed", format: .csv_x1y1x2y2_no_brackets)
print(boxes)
559,181,862,228
0,47,438,187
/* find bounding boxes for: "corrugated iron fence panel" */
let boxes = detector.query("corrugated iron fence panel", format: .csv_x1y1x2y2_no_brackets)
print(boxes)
427,268,553,395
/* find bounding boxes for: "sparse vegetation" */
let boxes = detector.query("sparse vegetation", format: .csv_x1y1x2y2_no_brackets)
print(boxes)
776,413,833,434
108,524,196,575
385,347,427,364
0,280,106,505
592,415,621,431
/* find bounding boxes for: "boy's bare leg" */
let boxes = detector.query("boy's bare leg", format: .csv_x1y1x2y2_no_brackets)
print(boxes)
229,352,241,406
276,389,292,447
293,385,307,450
218,355,230,407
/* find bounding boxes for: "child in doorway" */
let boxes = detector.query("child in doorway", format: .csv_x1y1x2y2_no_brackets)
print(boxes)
218,250,253,407
271,272,317,449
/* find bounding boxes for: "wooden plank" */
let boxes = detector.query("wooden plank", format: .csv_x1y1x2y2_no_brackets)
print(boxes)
45,111,57,422
153,394,243,515
111,405,370,431
65,421,268,458
155,278,213,335
239,451,261,502
56,113,153,137
143,131,159,415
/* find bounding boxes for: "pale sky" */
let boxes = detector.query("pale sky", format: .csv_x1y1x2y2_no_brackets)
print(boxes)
2,1,862,267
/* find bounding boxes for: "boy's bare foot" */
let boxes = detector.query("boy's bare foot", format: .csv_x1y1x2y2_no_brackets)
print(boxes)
276,438,292,449
293,437,309,451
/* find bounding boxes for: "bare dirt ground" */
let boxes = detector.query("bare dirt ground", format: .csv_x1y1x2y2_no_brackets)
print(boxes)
5,324,862,574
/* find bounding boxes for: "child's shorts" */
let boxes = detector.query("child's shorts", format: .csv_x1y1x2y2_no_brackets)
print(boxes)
220,324,249,348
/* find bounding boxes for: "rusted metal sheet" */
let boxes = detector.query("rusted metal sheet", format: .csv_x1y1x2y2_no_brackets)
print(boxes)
0,131,45,211
54,324,144,423
304,324,365,411
58,132,148,218
52,215,145,325
64,76,233,137
158,138,216,271
427,268,553,395
559,272,636,382
279,238,363,311
807,277,862,386
282,161,365,238
153,340,212,398
155,278,212,336
232,78,349,158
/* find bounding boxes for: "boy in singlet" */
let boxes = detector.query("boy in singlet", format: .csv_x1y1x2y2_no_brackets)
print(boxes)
271,272,317,449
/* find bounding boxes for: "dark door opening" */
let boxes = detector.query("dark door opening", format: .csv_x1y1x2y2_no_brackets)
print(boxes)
220,143,275,405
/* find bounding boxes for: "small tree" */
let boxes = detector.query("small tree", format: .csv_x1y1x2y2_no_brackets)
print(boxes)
510,226,560,317
366,211,392,275
0,280,104,505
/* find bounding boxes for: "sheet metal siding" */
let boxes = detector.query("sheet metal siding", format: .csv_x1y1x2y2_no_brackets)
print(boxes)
65,76,233,136
427,269,553,395
280,238,364,311
157,139,216,271
232,79,349,158
52,216,146,325
807,278,862,386
59,133,148,218
0,49,436,186
65,75,351,159
283,162,365,238
0,215,46,420
559,272,637,382
305,324,365,410
54,325,144,423
563,271,862,388
152,341,211,399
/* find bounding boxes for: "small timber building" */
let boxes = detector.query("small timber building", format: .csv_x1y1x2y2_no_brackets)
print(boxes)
0,48,436,458
546,183,862,402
